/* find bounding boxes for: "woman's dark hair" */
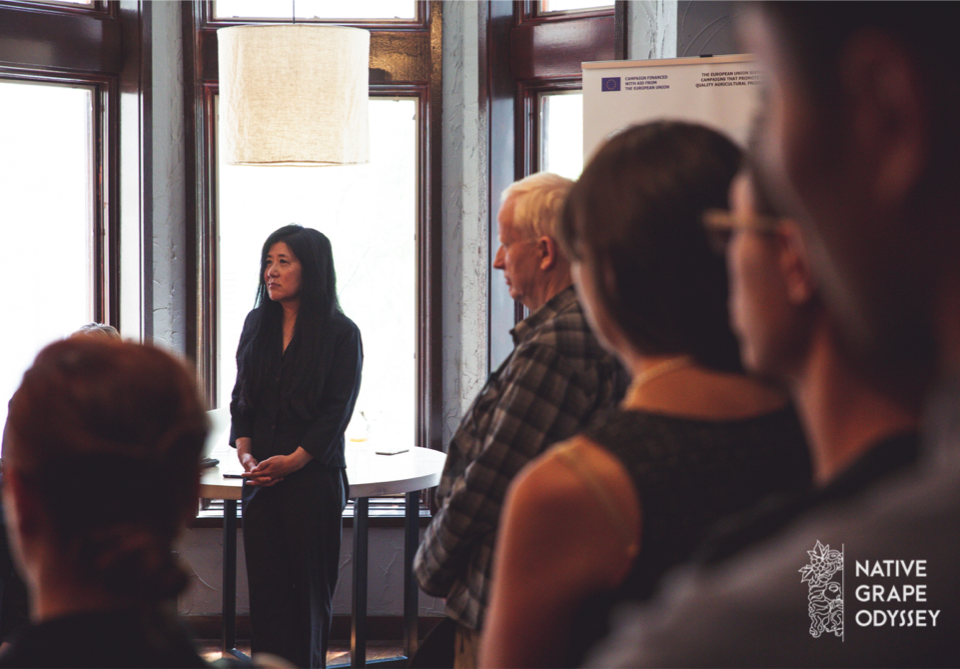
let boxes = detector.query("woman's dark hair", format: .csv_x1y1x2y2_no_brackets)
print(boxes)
559,121,743,371
236,224,342,419
5,338,208,602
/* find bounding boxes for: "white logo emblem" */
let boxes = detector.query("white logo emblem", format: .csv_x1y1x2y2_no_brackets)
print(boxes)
800,541,844,638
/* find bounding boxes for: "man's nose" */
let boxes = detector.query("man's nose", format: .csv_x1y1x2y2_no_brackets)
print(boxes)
493,246,505,269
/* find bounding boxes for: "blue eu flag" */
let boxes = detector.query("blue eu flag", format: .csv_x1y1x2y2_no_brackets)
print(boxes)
602,77,621,92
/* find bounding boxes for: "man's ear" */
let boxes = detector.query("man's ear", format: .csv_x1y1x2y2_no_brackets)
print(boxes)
778,221,817,305
538,236,558,271
840,29,929,209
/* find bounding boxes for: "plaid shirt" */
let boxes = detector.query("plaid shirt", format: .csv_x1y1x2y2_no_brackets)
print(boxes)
414,286,628,630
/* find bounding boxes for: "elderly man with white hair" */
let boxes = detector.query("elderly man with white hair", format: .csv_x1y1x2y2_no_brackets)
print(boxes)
415,172,627,668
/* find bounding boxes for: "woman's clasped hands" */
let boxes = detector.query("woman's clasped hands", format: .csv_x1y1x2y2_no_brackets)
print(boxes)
238,442,313,487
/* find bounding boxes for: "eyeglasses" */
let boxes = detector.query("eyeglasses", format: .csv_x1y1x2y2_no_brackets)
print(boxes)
702,208,783,255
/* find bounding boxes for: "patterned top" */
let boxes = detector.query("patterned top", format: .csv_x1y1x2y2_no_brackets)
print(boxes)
566,406,811,665
414,286,628,630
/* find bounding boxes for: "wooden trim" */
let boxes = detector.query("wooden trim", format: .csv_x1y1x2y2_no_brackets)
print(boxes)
421,0,443,452
522,0,614,23
614,0,627,60
0,4,121,74
581,53,756,69
103,72,121,329
199,0,429,31
510,13,614,81
0,0,113,18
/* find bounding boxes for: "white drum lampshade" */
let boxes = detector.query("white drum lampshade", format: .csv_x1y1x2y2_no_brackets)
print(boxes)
218,25,370,166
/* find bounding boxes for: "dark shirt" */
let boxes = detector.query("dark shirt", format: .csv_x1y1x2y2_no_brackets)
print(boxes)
0,608,209,668
230,310,363,467
584,429,942,669
696,430,920,567
568,406,811,665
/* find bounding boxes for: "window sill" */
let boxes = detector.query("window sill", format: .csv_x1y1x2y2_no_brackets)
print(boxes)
190,498,433,530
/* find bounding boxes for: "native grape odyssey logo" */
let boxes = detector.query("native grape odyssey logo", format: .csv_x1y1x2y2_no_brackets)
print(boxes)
800,541,844,639
801,542,941,639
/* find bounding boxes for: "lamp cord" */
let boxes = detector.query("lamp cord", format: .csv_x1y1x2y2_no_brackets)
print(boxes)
292,0,296,25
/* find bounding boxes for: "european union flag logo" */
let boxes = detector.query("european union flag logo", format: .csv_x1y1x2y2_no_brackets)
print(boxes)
602,77,621,92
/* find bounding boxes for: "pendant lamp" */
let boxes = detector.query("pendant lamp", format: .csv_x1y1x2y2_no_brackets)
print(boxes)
218,24,370,166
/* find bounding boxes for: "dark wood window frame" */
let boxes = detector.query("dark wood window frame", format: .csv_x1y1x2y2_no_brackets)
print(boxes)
183,0,444,456
0,0,129,330
484,0,625,365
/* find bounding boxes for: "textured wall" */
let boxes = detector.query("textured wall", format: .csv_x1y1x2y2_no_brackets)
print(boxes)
629,0,678,60
441,0,489,444
143,0,187,354
677,0,738,57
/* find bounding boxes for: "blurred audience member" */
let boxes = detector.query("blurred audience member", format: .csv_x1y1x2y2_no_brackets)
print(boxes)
0,323,121,650
72,323,121,340
0,338,210,668
585,4,959,667
479,122,810,668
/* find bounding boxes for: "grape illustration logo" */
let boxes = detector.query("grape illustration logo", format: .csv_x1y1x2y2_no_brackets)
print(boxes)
800,541,844,639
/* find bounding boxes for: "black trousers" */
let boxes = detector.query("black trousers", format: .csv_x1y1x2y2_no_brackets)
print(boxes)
242,462,347,669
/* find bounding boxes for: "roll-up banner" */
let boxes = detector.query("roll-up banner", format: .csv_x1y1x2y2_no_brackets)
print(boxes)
583,54,762,162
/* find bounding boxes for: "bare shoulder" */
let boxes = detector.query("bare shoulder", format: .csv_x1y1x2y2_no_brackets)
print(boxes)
502,435,642,589
511,436,639,518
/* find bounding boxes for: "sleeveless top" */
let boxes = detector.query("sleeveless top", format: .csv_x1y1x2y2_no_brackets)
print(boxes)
562,406,810,665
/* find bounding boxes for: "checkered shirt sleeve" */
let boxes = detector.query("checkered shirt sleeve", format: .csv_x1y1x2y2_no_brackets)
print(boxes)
414,338,604,627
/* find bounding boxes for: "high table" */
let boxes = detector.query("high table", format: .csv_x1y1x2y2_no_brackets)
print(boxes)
199,443,447,668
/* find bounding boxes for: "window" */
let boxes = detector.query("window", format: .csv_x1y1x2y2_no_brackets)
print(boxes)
485,2,622,368
214,0,416,21
539,0,613,15
37,0,93,5
0,1,127,426
0,79,97,429
539,91,584,179
217,97,418,443
185,0,443,452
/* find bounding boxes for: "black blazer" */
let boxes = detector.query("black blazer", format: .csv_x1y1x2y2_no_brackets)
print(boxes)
230,310,363,468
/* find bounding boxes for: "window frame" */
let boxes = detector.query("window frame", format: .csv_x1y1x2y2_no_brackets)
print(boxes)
525,0,614,22
203,0,425,29
0,0,114,19
183,0,444,456
0,1,126,330
484,0,625,367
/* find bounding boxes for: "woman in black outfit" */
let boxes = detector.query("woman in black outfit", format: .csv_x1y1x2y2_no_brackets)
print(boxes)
230,225,362,669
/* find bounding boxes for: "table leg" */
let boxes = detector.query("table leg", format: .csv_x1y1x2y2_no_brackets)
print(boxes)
403,491,419,659
222,498,242,659
351,497,369,668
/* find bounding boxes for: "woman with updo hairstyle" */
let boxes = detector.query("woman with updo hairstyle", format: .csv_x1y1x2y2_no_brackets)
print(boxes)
480,121,811,668
231,224,362,669
0,337,210,668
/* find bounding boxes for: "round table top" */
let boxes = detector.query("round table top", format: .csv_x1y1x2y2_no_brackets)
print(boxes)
200,442,447,501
